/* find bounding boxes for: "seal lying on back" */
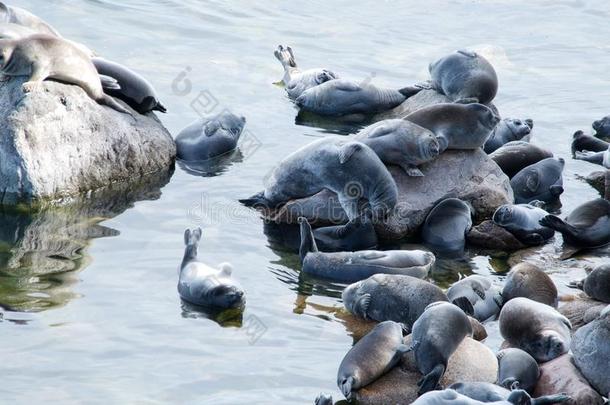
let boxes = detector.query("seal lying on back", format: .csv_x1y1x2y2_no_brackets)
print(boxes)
446,275,503,322
422,198,473,258
449,382,570,405
176,111,246,161
299,217,435,283
0,2,60,36
337,321,408,400
496,348,540,393
569,264,610,303
483,118,534,154
0,34,130,114
492,203,554,246
499,297,571,362
405,103,500,153
354,119,440,176
510,158,565,204
342,274,449,332
490,141,553,179
179,228,245,309
274,45,338,99
240,137,397,220
312,213,377,252
502,263,558,307
574,145,610,169
571,130,609,156
428,49,498,104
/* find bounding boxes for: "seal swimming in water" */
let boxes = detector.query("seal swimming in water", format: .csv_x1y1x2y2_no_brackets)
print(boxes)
175,111,246,161
492,203,554,246
484,118,534,154
449,382,570,404
240,137,397,220
496,348,540,393
354,119,440,176
421,198,473,258
490,141,553,179
501,263,558,307
499,297,571,362
311,213,377,252
274,45,338,99
0,2,60,36
298,217,435,283
0,34,130,115
510,157,565,204
337,320,409,400
405,102,500,153
571,130,609,156
446,275,503,322
568,264,610,303
342,274,449,331
179,228,245,309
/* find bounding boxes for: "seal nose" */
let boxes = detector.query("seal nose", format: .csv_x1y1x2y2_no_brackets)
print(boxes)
295,95,305,107
593,120,602,131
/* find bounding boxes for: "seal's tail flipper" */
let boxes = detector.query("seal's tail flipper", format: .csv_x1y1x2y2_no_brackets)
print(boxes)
99,94,133,117
238,191,270,208
298,217,318,261
274,45,297,69
99,74,121,91
452,297,475,316
154,102,167,113
539,215,578,238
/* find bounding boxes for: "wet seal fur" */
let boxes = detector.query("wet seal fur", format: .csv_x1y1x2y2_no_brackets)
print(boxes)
569,264,610,304
312,213,377,252
501,263,558,308
490,141,553,179
510,157,565,204
493,203,554,246
421,198,473,258
571,130,609,156
446,275,503,322
449,382,570,405
497,348,540,393
484,118,534,154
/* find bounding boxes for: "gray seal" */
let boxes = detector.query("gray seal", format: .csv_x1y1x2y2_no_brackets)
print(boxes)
0,21,35,39
408,302,473,395
501,263,558,307
492,203,554,246
592,115,610,139
574,145,610,169
428,49,498,104
510,157,565,204
314,393,333,405
298,217,435,283
449,382,570,405
342,274,449,332
499,297,571,362
405,102,500,153
0,34,130,115
179,228,245,309
312,213,377,252
421,198,473,258
571,130,609,156
176,111,246,161
0,2,60,36
569,264,610,304
239,137,397,220
483,118,534,154
354,119,440,176
490,141,553,179
496,348,540,393
274,45,338,99
446,275,503,322
337,320,408,400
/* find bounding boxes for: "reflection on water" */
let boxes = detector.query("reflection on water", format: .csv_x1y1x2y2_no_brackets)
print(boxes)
177,149,244,178
180,299,244,327
295,110,367,135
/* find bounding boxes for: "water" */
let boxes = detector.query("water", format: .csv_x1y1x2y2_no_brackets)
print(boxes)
1,1,610,403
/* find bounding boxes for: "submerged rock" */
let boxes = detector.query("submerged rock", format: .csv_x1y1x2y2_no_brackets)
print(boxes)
467,220,526,251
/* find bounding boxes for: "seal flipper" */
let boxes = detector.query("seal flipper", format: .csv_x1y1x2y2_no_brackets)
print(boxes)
452,296,475,316
567,278,585,290
402,164,424,177
398,85,424,98
99,74,121,91
539,215,579,238
314,393,333,405
99,94,133,117
383,344,411,374
520,233,546,246
417,363,445,395
154,101,167,113
575,150,605,165
353,293,371,319
298,217,318,262
338,376,355,400
530,393,571,405
239,192,273,209
338,142,363,164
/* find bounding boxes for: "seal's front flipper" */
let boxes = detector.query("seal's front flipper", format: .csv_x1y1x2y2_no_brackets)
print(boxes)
353,293,371,318
452,296,475,316
398,85,424,98
530,393,571,405
338,376,354,400
403,165,424,177
298,217,319,261
575,150,605,165
566,278,584,290
314,393,333,405
417,364,445,395
274,45,297,68
99,74,121,91
239,191,270,208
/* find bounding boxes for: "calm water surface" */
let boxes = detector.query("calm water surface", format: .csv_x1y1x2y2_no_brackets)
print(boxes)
2,1,610,403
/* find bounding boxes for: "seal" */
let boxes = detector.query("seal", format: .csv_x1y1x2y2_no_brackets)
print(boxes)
571,130,609,156
499,297,571,362
569,264,610,304
354,119,440,176
179,228,245,309
449,383,570,405
490,141,553,179
492,203,554,246
427,49,498,104
510,157,565,204
446,275,503,322
496,348,540,393
421,198,473,258
0,34,130,115
175,111,246,161
539,198,610,253
337,320,408,400
501,263,558,307
312,213,377,252
274,45,338,99
592,115,610,139
408,302,473,395
0,21,35,39
92,57,167,114
405,102,500,153
239,137,397,220
0,2,60,36
483,118,534,154
574,145,610,169
298,217,435,283
342,274,449,332
314,393,333,405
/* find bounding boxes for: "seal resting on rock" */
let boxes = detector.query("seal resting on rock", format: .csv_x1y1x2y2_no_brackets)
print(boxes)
449,383,570,404
492,203,554,246
497,348,540,393
490,141,553,179
571,130,609,156
311,212,377,252
501,263,558,307
446,275,503,321
484,118,534,154
510,157,565,204
574,145,610,169
568,264,610,303
422,198,473,258
313,393,332,405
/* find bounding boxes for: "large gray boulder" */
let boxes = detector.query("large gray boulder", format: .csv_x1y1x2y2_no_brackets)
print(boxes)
0,77,175,205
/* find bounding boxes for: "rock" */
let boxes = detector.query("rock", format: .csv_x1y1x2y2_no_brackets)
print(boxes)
534,354,605,405
467,220,526,251
559,294,608,332
0,77,175,205
263,149,513,239
585,170,610,200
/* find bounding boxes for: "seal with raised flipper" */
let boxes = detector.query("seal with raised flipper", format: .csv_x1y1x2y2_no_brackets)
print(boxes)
490,141,553,179
574,145,610,169
311,212,378,252
496,348,540,393
571,130,609,156
484,118,534,154
510,157,565,204
446,275,503,322
492,203,554,246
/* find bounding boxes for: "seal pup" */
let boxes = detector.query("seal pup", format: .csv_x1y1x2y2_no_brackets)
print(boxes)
510,158,565,204
354,119,440,176
568,264,610,304
175,111,246,161
336,320,409,400
0,2,60,36
484,118,534,154
240,137,397,220
592,115,610,139
446,275,503,322
311,213,377,252
299,217,434,282
0,34,130,115
408,302,473,394
501,263,558,307
422,198,473,258
274,45,338,99
405,102,500,153
571,130,609,156
492,203,554,246
449,383,570,404
497,348,540,393
179,228,245,309
342,274,449,332
499,297,571,362
490,141,553,179
574,145,610,169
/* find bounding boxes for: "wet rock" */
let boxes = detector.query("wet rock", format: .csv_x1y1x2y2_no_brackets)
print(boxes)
467,220,526,251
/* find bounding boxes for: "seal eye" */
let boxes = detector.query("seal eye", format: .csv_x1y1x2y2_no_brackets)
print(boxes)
515,120,522,126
